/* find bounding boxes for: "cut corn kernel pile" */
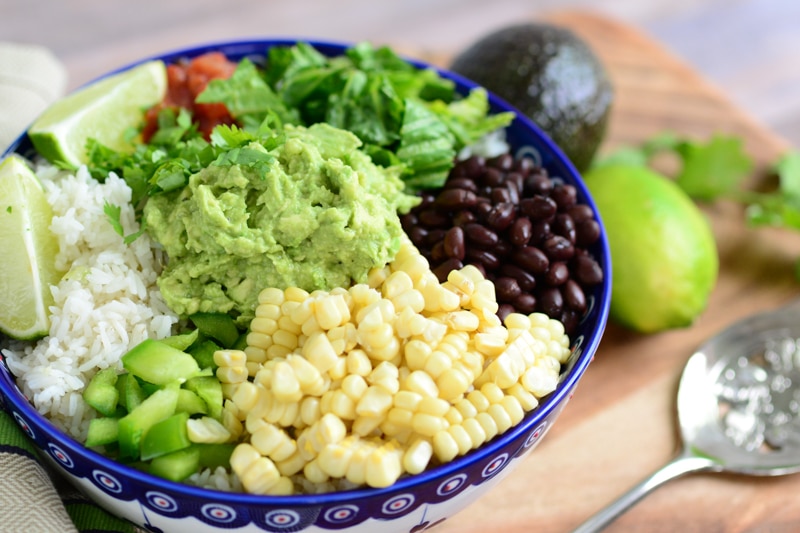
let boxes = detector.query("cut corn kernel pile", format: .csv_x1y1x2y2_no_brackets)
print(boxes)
218,240,571,494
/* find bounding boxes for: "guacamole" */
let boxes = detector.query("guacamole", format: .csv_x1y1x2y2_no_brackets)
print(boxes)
144,123,420,321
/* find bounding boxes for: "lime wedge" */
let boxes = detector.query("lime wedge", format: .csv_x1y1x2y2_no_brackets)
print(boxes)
28,60,167,168
0,155,62,339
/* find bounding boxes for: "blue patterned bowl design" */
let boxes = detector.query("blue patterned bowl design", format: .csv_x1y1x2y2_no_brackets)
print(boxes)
0,39,611,533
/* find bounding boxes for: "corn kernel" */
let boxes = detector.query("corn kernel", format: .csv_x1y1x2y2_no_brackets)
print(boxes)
423,350,452,379
300,396,321,427
266,476,294,495
448,424,472,455
475,411,499,442
462,417,487,449
304,458,330,484
437,366,471,402
251,424,296,462
345,440,372,486
444,406,464,425
216,366,248,384
271,361,302,403
488,403,513,434
501,395,525,426
342,374,368,401
275,450,306,477
403,438,433,475
454,397,478,419
393,390,422,411
303,331,338,373
316,294,350,330
317,437,354,478
467,390,490,413
387,407,414,428
404,339,432,371
187,417,232,444
346,349,372,377
278,314,303,336
366,443,403,488
352,415,383,437
418,396,450,418
432,430,459,463
356,385,393,418
404,370,439,398
481,382,505,404
411,412,448,437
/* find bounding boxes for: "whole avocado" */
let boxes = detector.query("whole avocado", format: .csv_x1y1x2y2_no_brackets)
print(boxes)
450,23,613,171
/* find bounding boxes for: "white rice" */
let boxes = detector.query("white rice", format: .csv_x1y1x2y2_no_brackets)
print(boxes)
2,162,179,440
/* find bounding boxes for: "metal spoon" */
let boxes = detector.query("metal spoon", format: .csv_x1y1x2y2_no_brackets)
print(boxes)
574,300,800,533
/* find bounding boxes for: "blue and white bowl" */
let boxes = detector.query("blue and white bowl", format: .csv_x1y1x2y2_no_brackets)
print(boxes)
0,39,611,533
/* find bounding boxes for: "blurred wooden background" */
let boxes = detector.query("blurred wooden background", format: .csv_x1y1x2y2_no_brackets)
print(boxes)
3,0,800,146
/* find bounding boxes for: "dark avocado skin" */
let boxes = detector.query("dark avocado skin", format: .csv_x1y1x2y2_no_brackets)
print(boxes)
450,23,613,172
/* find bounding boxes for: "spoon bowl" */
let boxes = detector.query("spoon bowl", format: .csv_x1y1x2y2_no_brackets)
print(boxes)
575,300,800,532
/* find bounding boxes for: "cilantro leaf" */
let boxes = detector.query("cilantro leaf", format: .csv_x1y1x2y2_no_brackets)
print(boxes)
103,202,124,237
196,58,298,125
674,134,753,200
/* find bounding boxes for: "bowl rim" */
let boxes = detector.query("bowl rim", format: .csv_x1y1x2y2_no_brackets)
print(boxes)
0,37,611,506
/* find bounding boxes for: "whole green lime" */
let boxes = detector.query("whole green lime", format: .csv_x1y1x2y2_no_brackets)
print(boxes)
450,23,613,171
583,163,719,333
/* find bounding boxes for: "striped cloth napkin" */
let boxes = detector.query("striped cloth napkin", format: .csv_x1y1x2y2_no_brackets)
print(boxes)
0,42,138,533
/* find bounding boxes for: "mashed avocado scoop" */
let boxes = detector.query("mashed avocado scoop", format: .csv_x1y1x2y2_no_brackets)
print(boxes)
144,123,419,321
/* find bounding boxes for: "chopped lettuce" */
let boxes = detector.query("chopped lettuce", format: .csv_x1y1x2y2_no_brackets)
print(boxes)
89,41,515,197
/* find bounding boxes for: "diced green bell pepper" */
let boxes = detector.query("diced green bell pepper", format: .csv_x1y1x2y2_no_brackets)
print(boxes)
122,339,201,385
117,381,179,459
85,417,119,447
184,376,224,421
141,411,191,461
189,312,240,348
83,367,119,417
176,388,208,416
149,446,201,482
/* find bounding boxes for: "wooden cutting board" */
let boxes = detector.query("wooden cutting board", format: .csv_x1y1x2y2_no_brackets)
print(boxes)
422,10,800,533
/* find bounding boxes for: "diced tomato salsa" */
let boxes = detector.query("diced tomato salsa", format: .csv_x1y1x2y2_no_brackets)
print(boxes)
143,52,237,141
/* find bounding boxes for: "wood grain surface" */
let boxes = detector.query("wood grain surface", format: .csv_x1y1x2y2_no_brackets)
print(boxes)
425,11,800,533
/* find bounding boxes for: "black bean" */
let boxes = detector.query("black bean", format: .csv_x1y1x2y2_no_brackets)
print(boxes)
529,220,551,244
573,253,603,285
553,213,576,244
433,258,463,282
514,293,537,314
520,195,557,220
452,210,476,227
494,240,512,259
431,241,447,263
575,219,601,246
443,226,465,260
408,226,428,246
512,246,549,274
419,193,437,208
563,279,587,312
457,156,485,179
524,172,553,196
505,172,524,194
505,181,520,205
463,223,499,248
499,264,537,292
567,204,594,223
481,167,505,188
495,276,522,302
560,309,581,336
552,184,577,210
542,235,575,261
485,202,516,230
491,187,511,204
509,217,533,246
474,201,492,219
538,287,564,317
443,177,479,192
435,188,477,209
400,212,418,228
545,262,569,286
513,156,536,177
424,229,446,247
488,153,514,171
466,248,500,270
418,209,450,228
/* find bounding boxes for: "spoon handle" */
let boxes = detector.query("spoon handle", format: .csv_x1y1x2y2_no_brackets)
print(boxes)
571,450,715,533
